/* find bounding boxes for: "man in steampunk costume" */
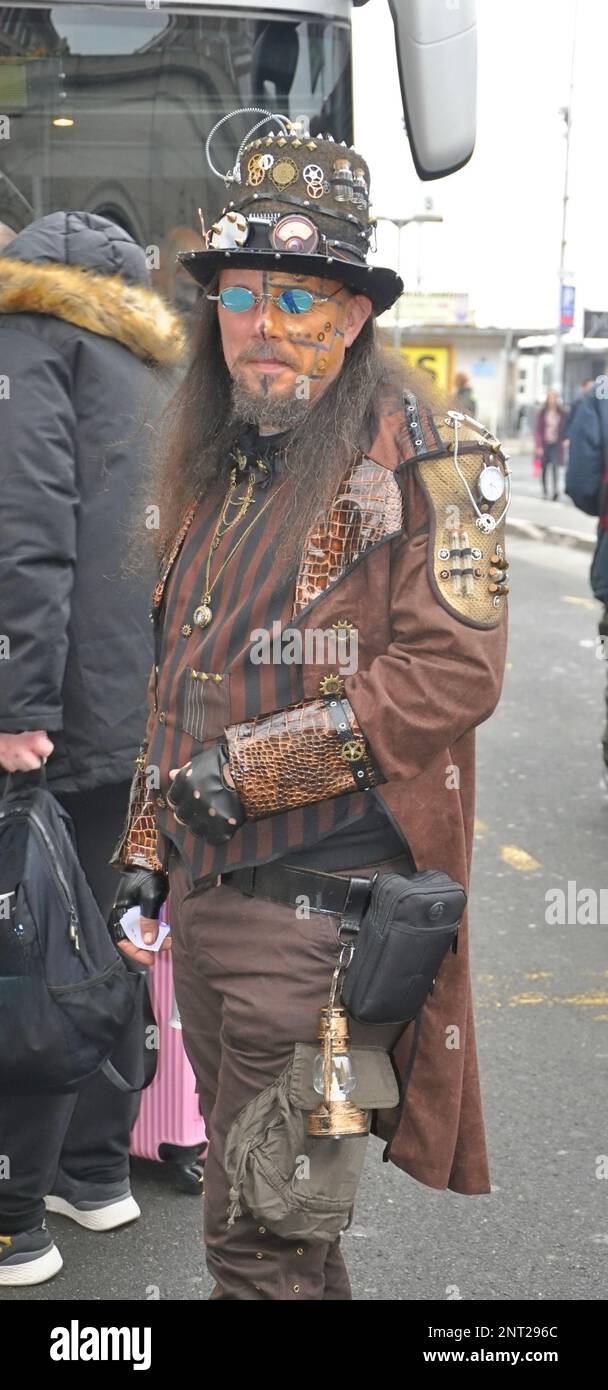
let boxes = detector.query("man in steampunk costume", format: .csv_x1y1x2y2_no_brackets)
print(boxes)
110,112,511,1300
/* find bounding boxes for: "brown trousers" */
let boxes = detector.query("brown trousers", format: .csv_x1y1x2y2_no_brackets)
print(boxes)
168,850,409,1301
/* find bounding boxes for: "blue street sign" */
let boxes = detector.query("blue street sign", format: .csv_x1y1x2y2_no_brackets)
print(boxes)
560,284,575,328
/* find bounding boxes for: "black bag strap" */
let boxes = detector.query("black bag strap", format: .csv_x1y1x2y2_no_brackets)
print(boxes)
2,764,47,800
338,874,375,940
100,1059,135,1093
100,970,158,1094
381,1007,423,1164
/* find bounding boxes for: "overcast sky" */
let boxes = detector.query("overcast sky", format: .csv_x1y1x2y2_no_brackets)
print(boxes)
353,0,605,331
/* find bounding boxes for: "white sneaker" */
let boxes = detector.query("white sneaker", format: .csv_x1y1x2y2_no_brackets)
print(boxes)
0,1220,63,1285
44,1174,140,1231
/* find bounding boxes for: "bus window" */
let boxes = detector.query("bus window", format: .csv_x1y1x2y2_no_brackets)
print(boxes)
0,3,352,303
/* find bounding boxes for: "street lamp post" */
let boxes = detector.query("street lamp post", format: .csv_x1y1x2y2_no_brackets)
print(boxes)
374,214,444,352
553,0,578,396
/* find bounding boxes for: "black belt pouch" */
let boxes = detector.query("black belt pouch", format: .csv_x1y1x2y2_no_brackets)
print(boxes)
340,870,467,1026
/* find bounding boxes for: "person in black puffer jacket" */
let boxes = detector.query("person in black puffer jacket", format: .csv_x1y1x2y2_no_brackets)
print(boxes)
0,212,185,1286
566,379,608,792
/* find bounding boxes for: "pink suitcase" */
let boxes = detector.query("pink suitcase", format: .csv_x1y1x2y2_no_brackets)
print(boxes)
130,909,207,1193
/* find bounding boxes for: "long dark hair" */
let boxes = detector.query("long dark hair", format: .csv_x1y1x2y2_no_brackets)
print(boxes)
136,287,444,573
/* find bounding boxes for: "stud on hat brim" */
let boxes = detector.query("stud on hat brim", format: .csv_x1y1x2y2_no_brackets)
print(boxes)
177,248,403,316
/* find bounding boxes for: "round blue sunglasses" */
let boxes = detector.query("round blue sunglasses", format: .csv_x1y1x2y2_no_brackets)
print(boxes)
206,286,342,315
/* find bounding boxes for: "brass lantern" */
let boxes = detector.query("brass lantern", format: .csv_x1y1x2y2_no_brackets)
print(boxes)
307,1006,369,1138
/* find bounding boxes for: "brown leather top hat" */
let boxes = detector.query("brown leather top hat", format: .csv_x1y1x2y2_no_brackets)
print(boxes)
179,110,403,316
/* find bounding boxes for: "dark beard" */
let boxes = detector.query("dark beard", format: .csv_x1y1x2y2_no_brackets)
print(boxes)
229,376,312,432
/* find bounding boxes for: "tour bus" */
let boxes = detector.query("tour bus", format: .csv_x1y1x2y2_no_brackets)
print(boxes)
0,0,476,306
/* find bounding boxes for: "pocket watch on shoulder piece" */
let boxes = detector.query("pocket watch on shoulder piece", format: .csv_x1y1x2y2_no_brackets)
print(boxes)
477,462,506,505
445,410,511,535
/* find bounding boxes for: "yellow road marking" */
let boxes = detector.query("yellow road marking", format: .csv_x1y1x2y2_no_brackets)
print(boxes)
562,595,597,610
500,844,542,871
561,993,608,1007
474,818,488,834
508,992,546,1006
507,992,608,1008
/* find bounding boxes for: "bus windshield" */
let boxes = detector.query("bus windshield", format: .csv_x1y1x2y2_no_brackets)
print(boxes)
0,3,352,306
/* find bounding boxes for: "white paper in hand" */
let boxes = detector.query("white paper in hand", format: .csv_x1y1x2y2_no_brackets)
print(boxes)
119,906,170,953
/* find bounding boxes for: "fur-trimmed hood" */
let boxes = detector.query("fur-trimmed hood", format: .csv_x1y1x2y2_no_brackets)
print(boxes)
0,257,186,366
0,212,185,365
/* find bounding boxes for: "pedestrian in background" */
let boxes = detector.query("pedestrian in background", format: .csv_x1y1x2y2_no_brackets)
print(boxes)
451,369,478,418
565,377,595,439
535,388,567,500
565,377,608,797
0,211,184,1285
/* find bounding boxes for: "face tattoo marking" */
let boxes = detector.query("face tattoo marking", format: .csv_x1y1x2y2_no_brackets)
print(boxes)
262,272,346,386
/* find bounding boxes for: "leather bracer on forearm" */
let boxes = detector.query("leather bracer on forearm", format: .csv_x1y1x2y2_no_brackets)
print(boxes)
110,749,163,872
224,696,383,821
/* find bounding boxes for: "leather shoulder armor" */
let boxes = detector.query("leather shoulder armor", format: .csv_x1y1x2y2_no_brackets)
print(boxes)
411,399,511,629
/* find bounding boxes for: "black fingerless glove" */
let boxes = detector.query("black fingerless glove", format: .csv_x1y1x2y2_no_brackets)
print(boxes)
167,742,246,846
108,868,169,947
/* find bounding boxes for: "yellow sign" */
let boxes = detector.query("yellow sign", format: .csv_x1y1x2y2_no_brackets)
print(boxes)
0,64,27,108
399,346,451,393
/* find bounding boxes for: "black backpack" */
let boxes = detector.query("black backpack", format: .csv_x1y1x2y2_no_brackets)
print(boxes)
0,774,143,1094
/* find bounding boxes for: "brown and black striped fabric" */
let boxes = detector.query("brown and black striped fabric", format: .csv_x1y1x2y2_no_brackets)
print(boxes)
147,458,369,883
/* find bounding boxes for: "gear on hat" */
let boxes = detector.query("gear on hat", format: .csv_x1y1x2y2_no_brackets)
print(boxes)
179,109,403,316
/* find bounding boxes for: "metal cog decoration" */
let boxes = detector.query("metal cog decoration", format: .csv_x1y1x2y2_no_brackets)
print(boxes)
247,153,269,186
270,157,299,189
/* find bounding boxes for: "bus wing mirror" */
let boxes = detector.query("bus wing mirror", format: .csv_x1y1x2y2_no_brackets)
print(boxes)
387,0,477,180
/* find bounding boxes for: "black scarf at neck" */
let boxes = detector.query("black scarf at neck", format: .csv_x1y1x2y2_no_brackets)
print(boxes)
230,422,293,485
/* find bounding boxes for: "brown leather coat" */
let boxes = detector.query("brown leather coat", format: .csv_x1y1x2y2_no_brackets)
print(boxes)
295,395,508,1194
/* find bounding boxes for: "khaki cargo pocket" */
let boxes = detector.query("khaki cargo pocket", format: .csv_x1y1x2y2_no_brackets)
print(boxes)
224,1043,399,1245
175,667,230,743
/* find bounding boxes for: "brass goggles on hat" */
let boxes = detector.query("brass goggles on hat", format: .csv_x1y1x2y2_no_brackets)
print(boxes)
206,285,343,315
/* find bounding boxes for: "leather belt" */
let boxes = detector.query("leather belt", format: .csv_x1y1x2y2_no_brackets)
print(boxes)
221,863,374,936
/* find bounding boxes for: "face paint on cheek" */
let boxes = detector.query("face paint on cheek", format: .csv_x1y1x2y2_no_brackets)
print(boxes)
281,313,346,385
303,329,344,381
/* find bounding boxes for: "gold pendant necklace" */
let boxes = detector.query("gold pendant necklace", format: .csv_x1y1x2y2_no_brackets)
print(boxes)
192,600,213,629
192,468,283,629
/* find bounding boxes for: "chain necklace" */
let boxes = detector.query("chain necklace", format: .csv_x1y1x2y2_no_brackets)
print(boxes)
192,463,283,629
216,458,257,536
